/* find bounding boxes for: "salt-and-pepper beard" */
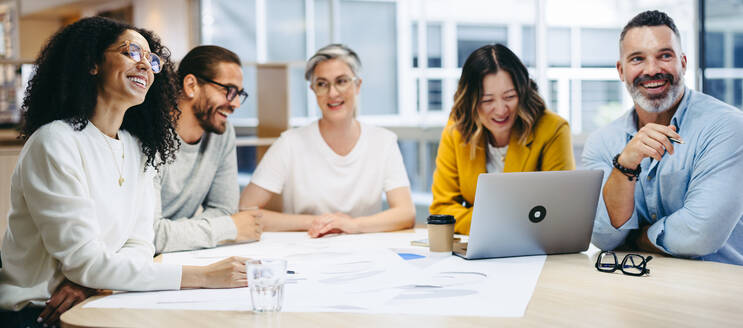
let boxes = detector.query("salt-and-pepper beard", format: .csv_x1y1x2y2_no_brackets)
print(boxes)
627,72,684,113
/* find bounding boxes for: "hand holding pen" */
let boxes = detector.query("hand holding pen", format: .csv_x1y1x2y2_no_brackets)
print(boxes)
668,136,684,144
618,123,684,169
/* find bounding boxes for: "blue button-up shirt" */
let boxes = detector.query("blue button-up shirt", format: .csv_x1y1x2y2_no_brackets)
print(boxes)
583,88,743,266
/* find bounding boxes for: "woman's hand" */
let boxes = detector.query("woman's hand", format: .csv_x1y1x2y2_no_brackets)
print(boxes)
308,213,359,238
230,209,263,243
182,256,249,289
38,279,99,326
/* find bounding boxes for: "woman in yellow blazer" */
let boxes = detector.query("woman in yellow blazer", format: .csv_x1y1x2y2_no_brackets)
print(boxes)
430,44,575,235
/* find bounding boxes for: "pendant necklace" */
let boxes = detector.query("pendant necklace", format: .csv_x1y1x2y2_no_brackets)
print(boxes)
493,146,507,162
99,129,125,187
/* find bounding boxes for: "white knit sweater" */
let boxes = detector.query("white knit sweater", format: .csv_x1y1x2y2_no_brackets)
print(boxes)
0,120,181,311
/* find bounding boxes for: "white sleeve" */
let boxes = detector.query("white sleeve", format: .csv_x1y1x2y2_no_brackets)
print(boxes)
382,134,411,191
20,133,181,291
250,133,291,194
120,169,170,258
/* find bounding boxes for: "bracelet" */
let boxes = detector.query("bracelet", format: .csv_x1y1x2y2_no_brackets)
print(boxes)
612,153,641,181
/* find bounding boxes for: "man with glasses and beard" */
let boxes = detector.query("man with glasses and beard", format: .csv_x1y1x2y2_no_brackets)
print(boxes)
153,46,261,253
583,10,743,265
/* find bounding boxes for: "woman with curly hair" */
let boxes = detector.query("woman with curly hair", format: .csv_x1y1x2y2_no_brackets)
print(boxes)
430,44,576,235
0,16,247,327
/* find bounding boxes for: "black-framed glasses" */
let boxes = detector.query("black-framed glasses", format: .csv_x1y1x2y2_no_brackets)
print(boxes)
595,251,652,276
196,75,248,104
107,40,162,73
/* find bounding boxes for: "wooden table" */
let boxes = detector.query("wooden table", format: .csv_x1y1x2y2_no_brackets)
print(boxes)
61,249,743,327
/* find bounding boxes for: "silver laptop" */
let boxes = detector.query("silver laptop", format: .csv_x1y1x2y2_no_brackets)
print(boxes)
454,170,604,259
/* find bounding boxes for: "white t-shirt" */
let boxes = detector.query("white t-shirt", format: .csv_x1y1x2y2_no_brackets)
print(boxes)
486,144,508,173
251,121,410,218
0,121,181,311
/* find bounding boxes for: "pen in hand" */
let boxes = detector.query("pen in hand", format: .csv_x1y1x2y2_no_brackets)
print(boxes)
668,136,684,144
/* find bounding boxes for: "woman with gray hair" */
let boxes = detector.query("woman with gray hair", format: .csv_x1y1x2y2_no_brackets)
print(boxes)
240,44,415,238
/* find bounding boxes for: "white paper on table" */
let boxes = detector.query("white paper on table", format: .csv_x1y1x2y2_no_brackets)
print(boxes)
282,279,401,312
84,281,402,313
158,231,428,266
85,288,252,311
159,232,312,266
377,255,546,317
86,232,546,317
88,247,423,312
281,248,423,312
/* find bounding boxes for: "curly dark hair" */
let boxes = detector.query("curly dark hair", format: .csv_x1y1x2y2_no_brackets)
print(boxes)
20,16,180,170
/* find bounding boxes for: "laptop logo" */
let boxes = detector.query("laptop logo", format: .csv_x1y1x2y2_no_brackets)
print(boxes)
529,205,546,223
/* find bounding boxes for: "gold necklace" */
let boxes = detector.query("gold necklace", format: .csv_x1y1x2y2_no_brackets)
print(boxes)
99,129,125,187
491,145,507,162
496,147,507,162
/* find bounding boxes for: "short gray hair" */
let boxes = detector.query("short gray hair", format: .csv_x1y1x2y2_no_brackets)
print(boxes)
619,10,681,54
304,44,362,81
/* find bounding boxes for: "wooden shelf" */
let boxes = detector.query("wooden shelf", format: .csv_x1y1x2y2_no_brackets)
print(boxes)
234,136,277,147
0,129,23,147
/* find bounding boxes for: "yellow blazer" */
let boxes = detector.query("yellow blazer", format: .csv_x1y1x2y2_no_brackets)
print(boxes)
429,111,575,235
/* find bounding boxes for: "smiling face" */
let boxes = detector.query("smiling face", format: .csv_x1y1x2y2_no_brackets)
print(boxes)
618,25,687,113
477,71,519,146
95,29,155,108
193,62,244,134
311,58,361,123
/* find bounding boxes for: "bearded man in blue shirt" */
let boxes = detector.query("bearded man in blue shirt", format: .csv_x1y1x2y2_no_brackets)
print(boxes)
583,10,743,265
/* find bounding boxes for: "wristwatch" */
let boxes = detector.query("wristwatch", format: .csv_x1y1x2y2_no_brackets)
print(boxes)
612,153,641,181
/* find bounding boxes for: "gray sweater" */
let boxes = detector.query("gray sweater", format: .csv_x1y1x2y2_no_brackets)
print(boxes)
153,122,239,253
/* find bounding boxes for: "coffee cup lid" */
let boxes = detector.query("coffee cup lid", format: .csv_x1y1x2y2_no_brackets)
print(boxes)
427,214,455,225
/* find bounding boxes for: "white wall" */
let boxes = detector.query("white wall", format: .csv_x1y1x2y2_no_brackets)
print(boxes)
131,0,194,61
405,0,536,23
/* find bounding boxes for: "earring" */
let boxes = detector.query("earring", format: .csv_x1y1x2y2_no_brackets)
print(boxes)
188,93,194,97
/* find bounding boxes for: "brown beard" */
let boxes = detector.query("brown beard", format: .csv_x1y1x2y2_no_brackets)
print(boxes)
193,97,227,135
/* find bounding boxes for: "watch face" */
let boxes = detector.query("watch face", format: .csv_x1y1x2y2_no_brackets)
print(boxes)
528,205,547,223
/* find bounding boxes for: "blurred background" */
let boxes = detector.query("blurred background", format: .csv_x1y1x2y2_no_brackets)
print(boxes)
2,0,742,224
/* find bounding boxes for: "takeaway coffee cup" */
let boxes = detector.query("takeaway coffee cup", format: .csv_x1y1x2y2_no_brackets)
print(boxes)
427,214,455,253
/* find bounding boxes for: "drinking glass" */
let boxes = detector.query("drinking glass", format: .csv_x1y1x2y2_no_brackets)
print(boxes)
246,258,287,312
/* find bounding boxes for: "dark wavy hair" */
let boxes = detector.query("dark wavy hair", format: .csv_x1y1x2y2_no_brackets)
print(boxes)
451,44,546,158
20,16,180,170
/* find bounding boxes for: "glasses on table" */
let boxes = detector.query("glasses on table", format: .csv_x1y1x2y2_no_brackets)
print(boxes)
195,75,249,104
595,251,652,276
310,76,358,96
107,40,162,73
